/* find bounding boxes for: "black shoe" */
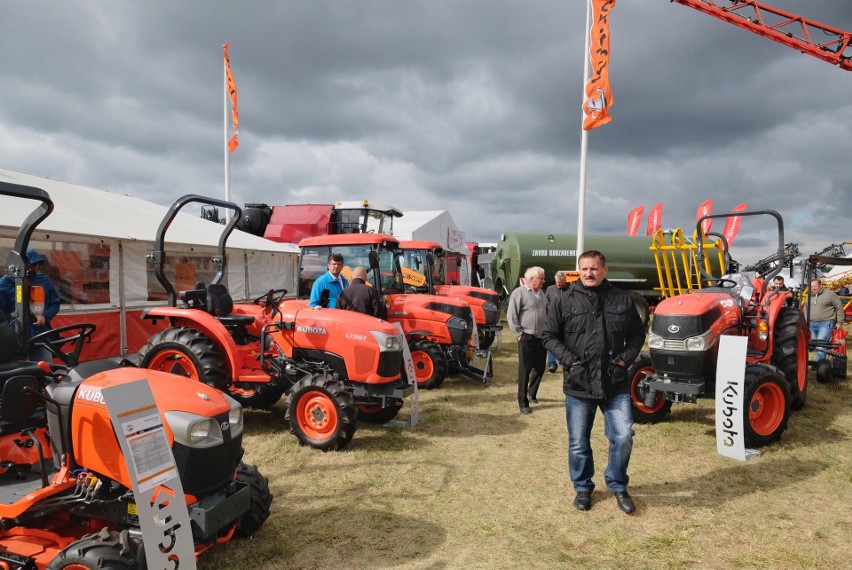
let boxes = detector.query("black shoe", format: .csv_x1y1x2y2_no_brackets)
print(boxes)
548,365,557,373
530,396,538,404
573,492,591,511
613,491,635,514
519,407,532,415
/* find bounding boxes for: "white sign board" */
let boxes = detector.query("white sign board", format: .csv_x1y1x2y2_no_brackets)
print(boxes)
715,336,759,461
388,322,419,428
102,380,197,570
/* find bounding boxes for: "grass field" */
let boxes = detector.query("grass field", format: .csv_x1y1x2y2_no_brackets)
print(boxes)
202,327,852,570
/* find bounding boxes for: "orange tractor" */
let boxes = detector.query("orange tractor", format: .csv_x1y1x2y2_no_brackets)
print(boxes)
299,233,489,389
137,195,415,451
631,210,809,448
0,182,271,568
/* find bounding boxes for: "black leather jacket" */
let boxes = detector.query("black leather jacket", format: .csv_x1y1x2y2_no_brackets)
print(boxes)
542,280,645,399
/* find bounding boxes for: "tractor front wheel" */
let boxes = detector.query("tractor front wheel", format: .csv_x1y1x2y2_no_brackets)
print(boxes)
478,330,496,350
138,327,229,391
357,398,403,424
628,354,672,423
48,528,142,570
285,373,357,451
743,365,791,449
409,339,448,389
229,382,285,410
234,462,273,538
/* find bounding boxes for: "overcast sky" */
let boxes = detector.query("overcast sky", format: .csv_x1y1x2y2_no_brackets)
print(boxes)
2,1,850,264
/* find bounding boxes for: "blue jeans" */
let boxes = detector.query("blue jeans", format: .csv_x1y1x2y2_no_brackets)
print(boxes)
565,392,634,493
810,320,834,361
547,352,557,369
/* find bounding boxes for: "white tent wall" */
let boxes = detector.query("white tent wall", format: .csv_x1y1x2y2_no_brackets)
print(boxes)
393,210,471,285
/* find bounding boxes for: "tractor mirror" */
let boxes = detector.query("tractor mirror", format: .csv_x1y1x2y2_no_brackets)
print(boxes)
1,376,39,423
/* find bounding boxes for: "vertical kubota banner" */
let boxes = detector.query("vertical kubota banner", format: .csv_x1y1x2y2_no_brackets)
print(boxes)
646,202,663,236
626,205,644,236
582,0,616,130
696,198,713,235
223,43,239,152
722,203,748,247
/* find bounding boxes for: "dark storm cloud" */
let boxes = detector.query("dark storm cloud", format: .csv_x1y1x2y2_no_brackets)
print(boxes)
1,0,850,265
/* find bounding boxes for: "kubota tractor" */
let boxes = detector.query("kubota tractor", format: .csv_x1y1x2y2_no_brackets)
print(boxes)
397,240,502,350
298,233,488,389
631,210,809,448
0,182,271,569
137,195,414,451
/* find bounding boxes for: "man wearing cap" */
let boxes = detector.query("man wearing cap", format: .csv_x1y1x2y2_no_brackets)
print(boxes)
0,248,62,361
309,252,349,308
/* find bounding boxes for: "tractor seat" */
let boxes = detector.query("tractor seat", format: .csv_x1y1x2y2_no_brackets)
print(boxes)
206,284,255,327
179,284,208,308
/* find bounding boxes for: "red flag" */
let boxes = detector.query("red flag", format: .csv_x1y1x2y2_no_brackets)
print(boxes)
223,43,239,153
582,0,617,130
646,203,663,236
696,198,713,235
722,203,747,247
627,205,644,236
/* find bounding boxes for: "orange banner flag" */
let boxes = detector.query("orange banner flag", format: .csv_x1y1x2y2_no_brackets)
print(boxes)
223,43,239,153
582,0,616,130
627,205,644,236
696,198,713,235
722,203,748,247
646,202,663,236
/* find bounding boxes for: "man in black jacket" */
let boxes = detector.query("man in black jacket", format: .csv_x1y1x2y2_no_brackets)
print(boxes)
542,250,645,514
337,266,386,319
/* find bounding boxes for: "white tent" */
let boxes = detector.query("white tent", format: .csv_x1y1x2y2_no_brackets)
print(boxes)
0,167,299,357
393,210,471,285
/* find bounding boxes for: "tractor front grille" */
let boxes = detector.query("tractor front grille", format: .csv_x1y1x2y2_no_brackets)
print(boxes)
377,350,404,377
173,428,243,497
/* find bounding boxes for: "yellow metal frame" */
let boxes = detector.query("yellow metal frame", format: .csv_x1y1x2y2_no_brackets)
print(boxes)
650,228,729,299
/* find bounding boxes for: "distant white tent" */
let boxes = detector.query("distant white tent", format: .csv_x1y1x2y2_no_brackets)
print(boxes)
393,210,470,255
0,167,299,357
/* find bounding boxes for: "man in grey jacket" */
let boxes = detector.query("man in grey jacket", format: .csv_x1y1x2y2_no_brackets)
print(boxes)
507,266,547,414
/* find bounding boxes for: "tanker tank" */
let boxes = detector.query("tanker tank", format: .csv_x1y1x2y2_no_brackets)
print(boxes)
491,232,661,301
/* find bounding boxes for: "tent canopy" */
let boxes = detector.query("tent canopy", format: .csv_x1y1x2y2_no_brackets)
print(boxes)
393,210,470,255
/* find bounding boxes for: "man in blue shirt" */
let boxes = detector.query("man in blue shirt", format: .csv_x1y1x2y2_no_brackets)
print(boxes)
310,253,349,308
0,248,62,361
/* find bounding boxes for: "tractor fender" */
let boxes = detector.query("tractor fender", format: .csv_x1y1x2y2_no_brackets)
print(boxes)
142,307,242,379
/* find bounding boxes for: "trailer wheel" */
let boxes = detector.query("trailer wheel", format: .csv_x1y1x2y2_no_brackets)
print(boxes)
628,354,672,423
357,398,403,424
285,373,356,451
228,382,285,410
815,360,832,384
234,462,273,538
139,327,229,391
48,528,142,570
409,339,448,389
772,307,809,410
743,366,791,449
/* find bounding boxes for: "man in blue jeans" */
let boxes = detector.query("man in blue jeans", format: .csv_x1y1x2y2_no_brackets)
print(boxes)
808,278,844,361
542,251,645,514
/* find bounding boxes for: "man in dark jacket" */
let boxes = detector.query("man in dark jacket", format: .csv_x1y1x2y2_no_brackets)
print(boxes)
542,250,645,514
337,266,386,319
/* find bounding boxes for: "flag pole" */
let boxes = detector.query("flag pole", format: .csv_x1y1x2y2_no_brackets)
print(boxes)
223,45,232,221
576,0,591,270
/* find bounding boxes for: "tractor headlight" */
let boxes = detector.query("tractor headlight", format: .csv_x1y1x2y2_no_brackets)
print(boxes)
228,397,244,437
685,330,714,351
164,411,225,449
370,330,404,352
647,331,664,349
447,316,468,331
757,320,769,341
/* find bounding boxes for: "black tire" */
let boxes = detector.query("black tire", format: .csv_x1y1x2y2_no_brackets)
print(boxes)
772,307,809,411
234,462,273,538
743,365,791,449
628,291,650,331
48,528,143,570
478,330,495,350
628,353,672,423
815,360,832,384
409,339,448,389
285,373,357,451
138,327,229,391
357,398,403,424
228,382,285,409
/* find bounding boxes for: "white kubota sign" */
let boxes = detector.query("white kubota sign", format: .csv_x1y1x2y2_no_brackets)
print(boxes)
715,336,759,461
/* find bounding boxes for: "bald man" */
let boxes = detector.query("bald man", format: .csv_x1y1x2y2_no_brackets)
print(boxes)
337,266,386,319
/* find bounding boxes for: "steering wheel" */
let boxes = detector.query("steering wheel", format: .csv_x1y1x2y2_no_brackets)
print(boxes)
30,323,97,366
710,278,738,289
253,289,288,317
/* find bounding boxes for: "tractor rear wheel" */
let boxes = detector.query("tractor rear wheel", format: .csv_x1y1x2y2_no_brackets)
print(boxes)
772,307,809,410
228,382,285,409
138,327,229,391
629,291,651,331
743,365,791,449
357,398,403,424
48,528,142,570
234,462,273,538
409,339,448,389
628,354,672,423
285,373,356,451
